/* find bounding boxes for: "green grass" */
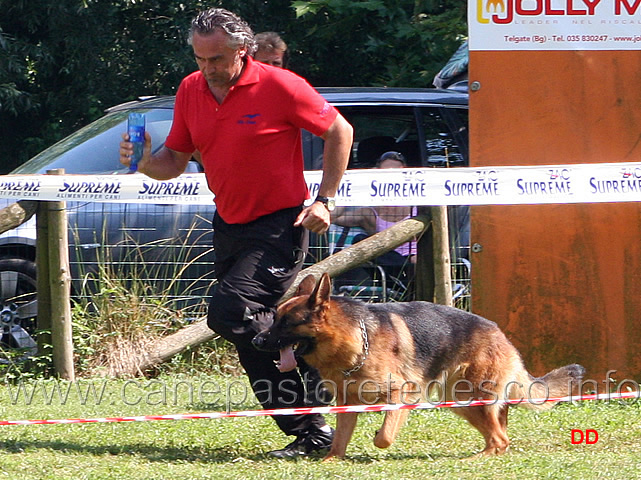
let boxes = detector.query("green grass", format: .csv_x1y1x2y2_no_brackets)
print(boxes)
1,375,640,479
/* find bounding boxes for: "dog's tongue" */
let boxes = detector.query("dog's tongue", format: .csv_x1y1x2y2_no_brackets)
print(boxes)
277,346,297,372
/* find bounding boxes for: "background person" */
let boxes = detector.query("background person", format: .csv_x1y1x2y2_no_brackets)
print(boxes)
330,151,416,298
119,7,353,458
331,151,417,265
253,31,288,68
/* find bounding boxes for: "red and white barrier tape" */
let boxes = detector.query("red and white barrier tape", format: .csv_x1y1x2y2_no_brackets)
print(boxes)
1,390,638,427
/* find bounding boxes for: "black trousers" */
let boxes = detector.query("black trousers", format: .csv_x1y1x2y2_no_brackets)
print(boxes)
207,206,329,436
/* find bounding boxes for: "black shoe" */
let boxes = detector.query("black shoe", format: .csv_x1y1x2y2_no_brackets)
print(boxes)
267,427,334,459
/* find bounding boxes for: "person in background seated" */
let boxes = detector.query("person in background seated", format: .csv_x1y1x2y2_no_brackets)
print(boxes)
331,151,417,266
330,151,416,299
253,31,288,68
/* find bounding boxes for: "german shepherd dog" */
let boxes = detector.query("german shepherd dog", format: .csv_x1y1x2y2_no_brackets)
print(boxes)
252,273,585,459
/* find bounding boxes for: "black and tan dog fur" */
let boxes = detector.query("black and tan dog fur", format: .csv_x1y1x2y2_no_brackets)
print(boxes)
252,273,585,459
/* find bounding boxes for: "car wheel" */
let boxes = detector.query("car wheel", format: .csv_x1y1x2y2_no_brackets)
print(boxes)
0,258,38,362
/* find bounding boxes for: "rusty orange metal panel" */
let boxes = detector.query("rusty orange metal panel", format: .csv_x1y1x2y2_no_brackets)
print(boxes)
469,51,641,384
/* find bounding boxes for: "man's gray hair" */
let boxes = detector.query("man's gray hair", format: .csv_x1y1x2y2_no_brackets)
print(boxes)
189,8,257,55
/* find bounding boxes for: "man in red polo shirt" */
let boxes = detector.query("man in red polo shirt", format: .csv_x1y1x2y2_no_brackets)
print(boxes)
120,8,353,458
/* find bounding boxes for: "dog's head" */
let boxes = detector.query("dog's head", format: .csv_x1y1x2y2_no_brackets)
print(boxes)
251,273,331,372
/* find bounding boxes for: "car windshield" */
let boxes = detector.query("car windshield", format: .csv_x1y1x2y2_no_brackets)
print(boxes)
12,108,174,175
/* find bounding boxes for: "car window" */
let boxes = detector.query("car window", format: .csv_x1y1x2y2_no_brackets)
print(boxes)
302,104,468,170
12,108,174,175
345,106,419,167
422,107,468,167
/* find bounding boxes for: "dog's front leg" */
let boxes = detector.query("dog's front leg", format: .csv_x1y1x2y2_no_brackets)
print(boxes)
374,408,409,449
374,382,410,449
323,412,359,461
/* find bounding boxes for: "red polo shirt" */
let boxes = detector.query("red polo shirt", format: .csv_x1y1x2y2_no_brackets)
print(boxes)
165,56,338,224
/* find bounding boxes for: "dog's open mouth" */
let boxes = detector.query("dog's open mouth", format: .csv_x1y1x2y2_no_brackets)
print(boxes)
275,344,298,372
271,339,313,373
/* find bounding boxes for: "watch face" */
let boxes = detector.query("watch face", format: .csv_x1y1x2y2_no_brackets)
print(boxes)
326,198,336,211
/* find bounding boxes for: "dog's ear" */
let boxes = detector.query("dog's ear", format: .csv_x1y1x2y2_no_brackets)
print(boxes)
308,273,331,310
296,274,317,296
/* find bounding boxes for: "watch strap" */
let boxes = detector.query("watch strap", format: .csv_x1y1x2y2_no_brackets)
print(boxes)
314,195,335,211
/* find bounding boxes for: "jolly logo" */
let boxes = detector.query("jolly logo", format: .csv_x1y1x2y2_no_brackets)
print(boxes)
475,0,640,25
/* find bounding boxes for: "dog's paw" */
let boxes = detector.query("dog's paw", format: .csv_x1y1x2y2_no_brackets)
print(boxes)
322,450,345,462
464,445,509,460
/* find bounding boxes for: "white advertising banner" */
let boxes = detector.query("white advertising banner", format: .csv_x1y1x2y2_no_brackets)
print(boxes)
1,162,640,207
469,0,641,51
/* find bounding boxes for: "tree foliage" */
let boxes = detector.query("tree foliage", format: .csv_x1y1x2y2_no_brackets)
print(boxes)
287,0,467,87
0,0,466,172
0,0,205,171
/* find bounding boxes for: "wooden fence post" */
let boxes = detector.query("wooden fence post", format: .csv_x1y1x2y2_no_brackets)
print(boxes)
431,205,453,307
45,168,75,381
415,206,453,306
414,207,434,302
36,201,52,362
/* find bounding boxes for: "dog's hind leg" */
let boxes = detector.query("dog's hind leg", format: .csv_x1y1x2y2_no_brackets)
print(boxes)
374,408,410,449
454,405,510,456
324,412,359,460
498,404,508,432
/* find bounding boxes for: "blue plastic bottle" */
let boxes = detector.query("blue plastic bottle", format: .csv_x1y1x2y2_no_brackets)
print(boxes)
127,113,145,172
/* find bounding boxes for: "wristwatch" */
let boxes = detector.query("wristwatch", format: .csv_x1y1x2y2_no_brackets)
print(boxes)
314,195,336,212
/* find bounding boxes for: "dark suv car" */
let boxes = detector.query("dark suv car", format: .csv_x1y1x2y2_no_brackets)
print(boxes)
0,87,469,356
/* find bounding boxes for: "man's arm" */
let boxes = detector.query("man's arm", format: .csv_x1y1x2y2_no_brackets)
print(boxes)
332,207,376,235
295,113,353,234
316,113,353,198
120,131,193,180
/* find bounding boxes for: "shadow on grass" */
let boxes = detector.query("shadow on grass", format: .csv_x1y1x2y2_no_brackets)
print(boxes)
340,451,469,463
0,438,267,463
0,437,471,464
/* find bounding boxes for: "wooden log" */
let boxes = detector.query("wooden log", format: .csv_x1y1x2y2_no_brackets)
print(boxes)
283,215,430,298
135,215,431,372
46,169,75,381
0,200,38,234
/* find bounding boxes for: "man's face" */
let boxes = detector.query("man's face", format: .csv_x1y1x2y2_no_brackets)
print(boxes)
192,30,246,89
255,49,285,68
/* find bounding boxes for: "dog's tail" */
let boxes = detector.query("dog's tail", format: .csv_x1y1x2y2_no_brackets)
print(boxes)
508,363,586,411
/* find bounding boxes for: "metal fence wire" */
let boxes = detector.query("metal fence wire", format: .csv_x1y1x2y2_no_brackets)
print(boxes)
67,202,471,317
